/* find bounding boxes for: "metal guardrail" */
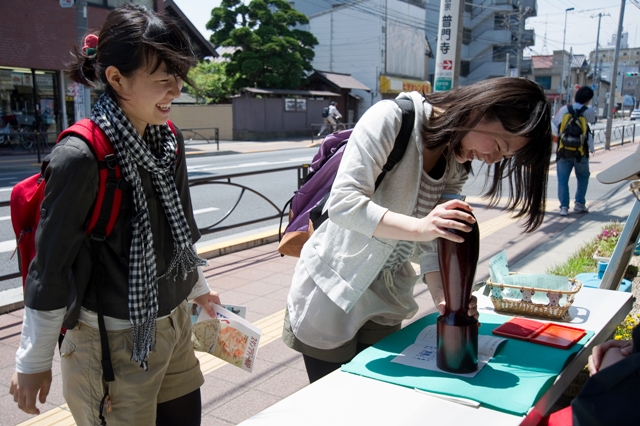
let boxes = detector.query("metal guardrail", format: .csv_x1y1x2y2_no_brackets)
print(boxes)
180,127,220,150
593,123,636,146
0,131,58,163
1,121,636,284
0,164,309,284
0,127,220,160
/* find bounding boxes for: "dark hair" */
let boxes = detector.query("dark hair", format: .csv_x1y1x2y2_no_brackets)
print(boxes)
66,4,196,101
575,86,594,104
423,77,552,232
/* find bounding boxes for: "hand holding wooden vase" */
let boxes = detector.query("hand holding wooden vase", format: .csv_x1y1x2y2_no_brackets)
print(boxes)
436,210,480,373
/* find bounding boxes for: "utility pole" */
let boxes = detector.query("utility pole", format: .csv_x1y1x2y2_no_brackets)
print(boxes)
75,0,91,121
560,8,574,104
505,52,510,76
605,0,627,150
591,12,608,117
515,0,525,77
566,47,573,103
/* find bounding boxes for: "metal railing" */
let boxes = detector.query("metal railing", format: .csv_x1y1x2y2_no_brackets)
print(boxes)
593,123,636,146
0,127,220,160
0,163,309,284
180,127,220,150
0,130,59,162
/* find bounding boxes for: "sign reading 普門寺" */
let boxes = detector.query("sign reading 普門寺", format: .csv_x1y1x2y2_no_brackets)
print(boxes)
434,0,462,92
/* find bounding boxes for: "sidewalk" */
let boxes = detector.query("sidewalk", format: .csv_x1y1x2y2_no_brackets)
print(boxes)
1,140,639,425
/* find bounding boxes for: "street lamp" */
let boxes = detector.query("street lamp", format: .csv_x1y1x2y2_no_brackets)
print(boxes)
559,7,575,105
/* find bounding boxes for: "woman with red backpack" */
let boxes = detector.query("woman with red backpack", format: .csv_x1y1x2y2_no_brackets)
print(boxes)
9,5,220,425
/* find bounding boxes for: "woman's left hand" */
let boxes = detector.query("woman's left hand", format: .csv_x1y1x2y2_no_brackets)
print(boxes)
425,272,479,320
192,290,221,319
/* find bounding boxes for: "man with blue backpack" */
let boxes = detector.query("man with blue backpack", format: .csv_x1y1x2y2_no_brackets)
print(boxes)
552,86,597,216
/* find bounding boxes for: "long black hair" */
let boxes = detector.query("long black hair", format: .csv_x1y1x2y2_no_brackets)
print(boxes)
423,77,552,232
66,4,196,101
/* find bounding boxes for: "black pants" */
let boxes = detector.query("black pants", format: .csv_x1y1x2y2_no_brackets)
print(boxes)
302,342,371,383
156,388,201,426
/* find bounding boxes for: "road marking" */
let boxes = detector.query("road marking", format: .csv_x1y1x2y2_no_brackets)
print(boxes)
193,207,219,214
0,187,12,192
0,176,17,181
196,157,311,172
0,239,16,253
0,215,10,221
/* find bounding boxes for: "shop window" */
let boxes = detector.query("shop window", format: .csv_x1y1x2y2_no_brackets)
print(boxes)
463,28,471,45
492,46,512,62
535,76,552,90
460,60,470,77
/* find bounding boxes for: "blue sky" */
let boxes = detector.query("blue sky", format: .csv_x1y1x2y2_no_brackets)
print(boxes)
174,0,640,58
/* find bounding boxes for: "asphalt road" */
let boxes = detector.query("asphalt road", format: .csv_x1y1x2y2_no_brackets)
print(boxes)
0,148,317,292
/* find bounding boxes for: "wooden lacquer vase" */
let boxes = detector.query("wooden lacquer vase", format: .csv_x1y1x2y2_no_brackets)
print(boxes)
436,211,480,373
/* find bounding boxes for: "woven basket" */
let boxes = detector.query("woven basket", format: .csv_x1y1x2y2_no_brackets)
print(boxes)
486,274,582,321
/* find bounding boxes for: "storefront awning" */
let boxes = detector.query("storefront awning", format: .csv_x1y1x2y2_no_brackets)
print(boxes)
380,75,431,95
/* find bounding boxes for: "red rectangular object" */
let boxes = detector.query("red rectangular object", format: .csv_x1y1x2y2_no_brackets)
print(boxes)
492,317,586,349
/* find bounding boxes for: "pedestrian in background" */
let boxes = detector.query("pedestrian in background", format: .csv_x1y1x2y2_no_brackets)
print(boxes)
553,86,597,216
284,78,552,383
9,5,219,425
317,101,343,136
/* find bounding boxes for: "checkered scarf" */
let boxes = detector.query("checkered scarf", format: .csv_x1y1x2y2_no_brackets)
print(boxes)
91,93,206,369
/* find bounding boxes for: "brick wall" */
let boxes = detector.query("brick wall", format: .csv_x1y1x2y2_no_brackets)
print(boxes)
0,1,109,71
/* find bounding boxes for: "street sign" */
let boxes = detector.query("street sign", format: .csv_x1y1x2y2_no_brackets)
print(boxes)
433,0,461,92
591,84,596,90
60,0,74,8
435,78,452,91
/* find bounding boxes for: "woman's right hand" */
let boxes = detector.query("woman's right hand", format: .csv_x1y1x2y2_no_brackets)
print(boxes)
374,199,474,242
414,200,475,243
587,339,634,375
10,370,52,415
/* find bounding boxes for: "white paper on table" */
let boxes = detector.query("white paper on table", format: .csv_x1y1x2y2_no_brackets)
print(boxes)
488,250,510,283
391,325,506,378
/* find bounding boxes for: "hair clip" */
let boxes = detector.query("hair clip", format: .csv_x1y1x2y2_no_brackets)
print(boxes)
82,34,98,57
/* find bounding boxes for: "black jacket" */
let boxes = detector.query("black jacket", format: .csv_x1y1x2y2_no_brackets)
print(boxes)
24,127,200,328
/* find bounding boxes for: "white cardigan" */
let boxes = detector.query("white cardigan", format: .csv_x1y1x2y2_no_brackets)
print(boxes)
299,92,469,314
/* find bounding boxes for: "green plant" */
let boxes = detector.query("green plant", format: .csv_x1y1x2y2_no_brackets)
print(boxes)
546,222,624,277
614,313,640,340
546,221,635,342
185,61,236,104
207,0,318,91
594,223,624,258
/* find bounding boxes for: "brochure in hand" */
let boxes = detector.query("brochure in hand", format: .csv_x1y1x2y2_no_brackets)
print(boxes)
189,303,261,372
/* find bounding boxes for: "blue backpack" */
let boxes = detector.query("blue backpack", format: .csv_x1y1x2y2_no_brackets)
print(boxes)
278,98,415,257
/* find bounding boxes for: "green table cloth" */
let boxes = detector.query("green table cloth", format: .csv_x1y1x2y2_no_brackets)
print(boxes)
342,313,593,416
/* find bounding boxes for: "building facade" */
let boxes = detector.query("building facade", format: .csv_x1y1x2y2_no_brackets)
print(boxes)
0,0,214,137
294,0,432,116
589,46,640,109
426,0,536,85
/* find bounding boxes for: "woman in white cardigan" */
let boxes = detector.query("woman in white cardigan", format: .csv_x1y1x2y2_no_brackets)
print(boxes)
283,78,552,382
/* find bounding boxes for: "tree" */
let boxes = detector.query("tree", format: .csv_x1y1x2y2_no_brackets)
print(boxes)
207,0,318,90
185,61,235,104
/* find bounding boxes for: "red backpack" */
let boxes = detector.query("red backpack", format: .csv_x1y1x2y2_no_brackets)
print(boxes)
10,118,177,286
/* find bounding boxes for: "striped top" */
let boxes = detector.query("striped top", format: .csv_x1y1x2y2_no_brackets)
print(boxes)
383,161,448,273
